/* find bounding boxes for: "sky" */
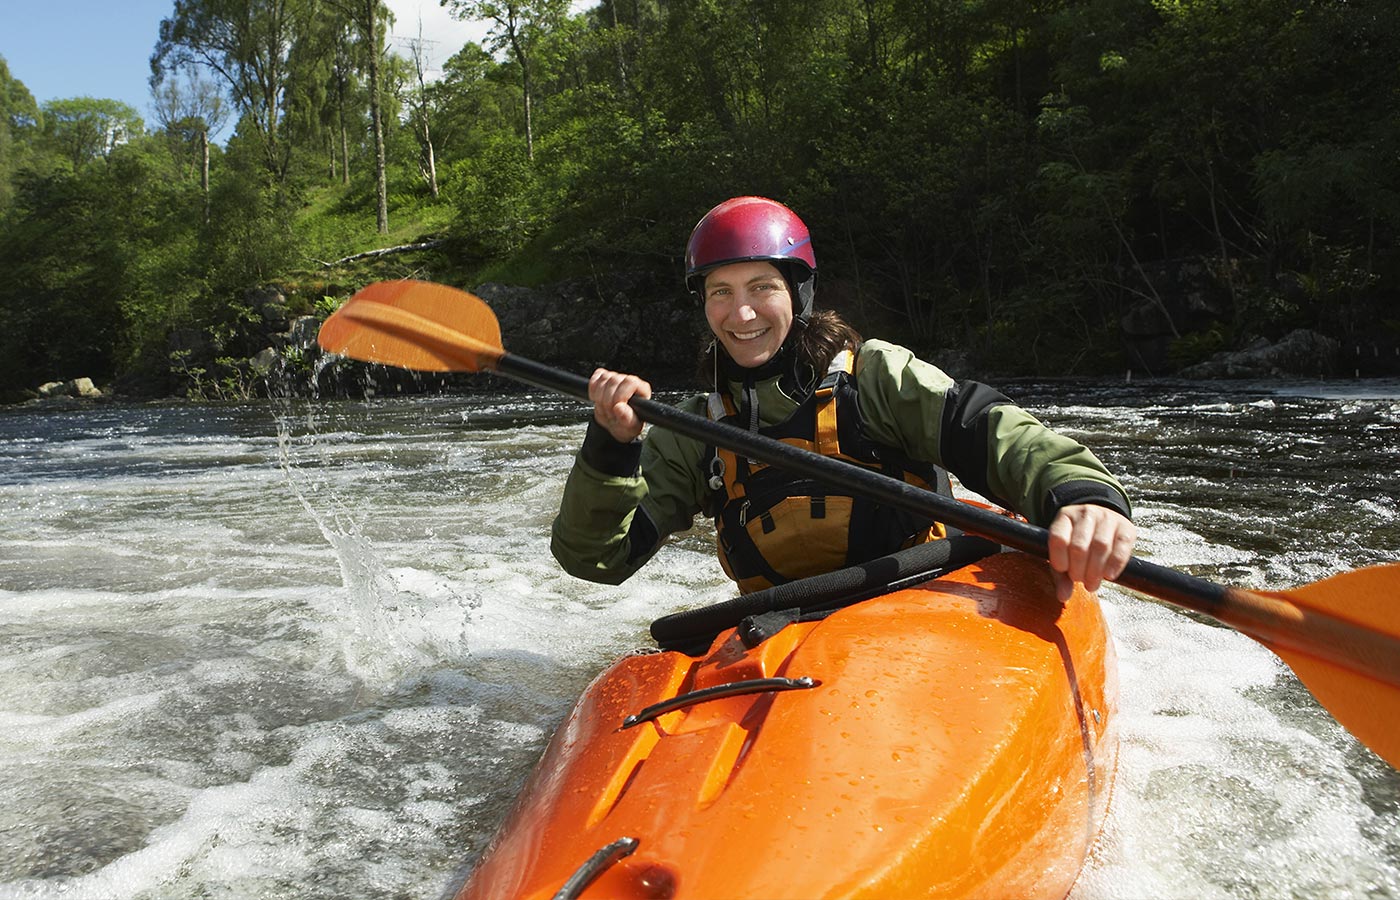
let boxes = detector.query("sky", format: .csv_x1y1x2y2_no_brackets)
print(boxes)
1,0,585,134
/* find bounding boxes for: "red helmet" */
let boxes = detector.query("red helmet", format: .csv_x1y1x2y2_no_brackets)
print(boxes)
684,197,817,319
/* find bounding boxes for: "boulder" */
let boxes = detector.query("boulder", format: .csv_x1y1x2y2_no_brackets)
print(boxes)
250,347,278,376
1178,329,1341,379
250,287,289,333
286,316,321,350
35,378,103,400
203,272,705,399
1119,258,1235,374
475,272,700,382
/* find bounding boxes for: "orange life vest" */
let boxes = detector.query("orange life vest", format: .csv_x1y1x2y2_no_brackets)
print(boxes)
703,353,953,593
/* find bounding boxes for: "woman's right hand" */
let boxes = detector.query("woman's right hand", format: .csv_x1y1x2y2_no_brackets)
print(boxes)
589,368,652,443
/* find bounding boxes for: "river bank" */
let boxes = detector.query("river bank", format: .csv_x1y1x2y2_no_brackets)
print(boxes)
10,263,1394,409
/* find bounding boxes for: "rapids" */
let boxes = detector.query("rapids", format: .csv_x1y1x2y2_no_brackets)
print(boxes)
0,378,1397,899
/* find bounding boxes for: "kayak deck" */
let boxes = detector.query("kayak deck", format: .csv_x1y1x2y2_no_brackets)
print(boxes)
458,551,1118,899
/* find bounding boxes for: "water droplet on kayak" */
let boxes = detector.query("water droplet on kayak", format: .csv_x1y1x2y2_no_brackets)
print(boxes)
636,863,677,899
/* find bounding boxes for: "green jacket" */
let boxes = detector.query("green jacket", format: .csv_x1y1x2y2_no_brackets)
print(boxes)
550,339,1131,586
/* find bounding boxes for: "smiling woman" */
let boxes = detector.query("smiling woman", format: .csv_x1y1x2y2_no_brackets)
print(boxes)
311,280,1400,897
701,261,794,368
551,196,1136,602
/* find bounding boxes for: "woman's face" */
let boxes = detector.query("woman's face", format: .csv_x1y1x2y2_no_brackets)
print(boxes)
703,261,794,369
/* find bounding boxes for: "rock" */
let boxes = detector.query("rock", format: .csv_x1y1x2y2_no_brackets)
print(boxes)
1119,258,1236,374
34,378,103,400
250,348,278,376
1178,329,1341,379
287,316,321,350
250,287,289,332
475,272,700,382
231,271,708,399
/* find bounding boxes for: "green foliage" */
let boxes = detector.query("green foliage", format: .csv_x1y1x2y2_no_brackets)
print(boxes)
39,97,144,170
4,0,1400,394
0,55,43,211
445,134,546,257
1168,325,1230,370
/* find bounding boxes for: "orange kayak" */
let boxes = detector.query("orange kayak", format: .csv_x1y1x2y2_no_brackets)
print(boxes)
457,549,1118,900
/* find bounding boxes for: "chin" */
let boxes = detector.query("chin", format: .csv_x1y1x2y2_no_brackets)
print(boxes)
727,348,775,368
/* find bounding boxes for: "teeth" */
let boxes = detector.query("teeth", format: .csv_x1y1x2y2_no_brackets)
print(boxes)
730,328,769,341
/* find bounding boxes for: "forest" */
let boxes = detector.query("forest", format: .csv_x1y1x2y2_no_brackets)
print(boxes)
1,0,1398,401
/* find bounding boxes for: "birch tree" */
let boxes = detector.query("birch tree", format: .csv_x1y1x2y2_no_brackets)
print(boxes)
444,0,569,161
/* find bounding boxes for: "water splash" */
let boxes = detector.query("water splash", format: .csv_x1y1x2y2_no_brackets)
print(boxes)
273,400,479,686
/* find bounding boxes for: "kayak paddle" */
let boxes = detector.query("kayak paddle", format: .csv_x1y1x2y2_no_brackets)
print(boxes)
317,279,1400,770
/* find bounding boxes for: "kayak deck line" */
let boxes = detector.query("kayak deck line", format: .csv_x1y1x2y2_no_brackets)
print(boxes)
551,836,640,900
621,676,819,728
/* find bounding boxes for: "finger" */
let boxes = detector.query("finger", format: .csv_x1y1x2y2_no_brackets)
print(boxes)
587,368,615,404
611,399,637,427
1102,519,1138,582
1079,523,1118,593
1064,517,1096,586
1047,511,1074,575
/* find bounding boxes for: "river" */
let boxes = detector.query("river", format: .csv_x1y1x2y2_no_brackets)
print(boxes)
0,377,1397,899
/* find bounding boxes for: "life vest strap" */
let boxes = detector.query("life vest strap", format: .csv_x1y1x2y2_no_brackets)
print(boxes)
813,351,851,458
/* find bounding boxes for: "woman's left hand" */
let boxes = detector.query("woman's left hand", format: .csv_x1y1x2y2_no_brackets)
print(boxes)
1046,504,1137,602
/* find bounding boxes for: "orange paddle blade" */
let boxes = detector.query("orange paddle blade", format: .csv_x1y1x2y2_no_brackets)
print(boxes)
1258,563,1400,767
317,280,504,372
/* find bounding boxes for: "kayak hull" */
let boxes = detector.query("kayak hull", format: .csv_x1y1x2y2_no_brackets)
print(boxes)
458,551,1118,900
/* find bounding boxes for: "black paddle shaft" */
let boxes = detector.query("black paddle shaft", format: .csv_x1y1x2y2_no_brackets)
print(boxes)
495,352,1233,617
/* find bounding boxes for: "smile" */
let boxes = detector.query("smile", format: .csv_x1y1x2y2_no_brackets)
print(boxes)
729,327,770,342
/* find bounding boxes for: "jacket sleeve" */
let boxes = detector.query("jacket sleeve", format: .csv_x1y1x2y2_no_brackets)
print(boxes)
550,397,710,584
853,340,1131,526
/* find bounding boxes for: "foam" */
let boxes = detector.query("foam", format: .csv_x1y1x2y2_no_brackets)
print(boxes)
1075,591,1400,898
1,392,1396,899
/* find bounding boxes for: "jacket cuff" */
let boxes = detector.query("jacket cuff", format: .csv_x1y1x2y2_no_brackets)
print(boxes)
1045,480,1132,521
579,419,643,477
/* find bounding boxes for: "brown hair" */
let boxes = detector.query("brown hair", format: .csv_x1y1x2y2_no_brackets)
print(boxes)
696,310,862,388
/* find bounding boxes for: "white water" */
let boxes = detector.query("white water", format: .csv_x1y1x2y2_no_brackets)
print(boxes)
0,383,1396,899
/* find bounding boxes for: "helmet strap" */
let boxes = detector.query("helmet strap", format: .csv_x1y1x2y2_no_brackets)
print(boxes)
773,260,815,322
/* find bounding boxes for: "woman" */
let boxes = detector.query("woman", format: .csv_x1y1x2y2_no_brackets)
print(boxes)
551,196,1136,602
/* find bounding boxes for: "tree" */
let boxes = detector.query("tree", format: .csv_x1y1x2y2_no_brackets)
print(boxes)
403,24,441,198
0,55,43,210
150,69,229,220
39,98,144,170
152,0,316,180
323,0,393,232
445,0,570,160
0,134,205,391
